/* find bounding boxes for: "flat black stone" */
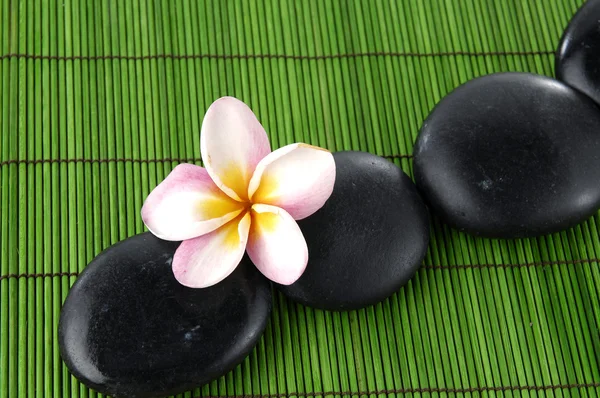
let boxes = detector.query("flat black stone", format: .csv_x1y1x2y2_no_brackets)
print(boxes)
414,72,600,238
278,151,430,311
556,0,600,105
59,233,272,398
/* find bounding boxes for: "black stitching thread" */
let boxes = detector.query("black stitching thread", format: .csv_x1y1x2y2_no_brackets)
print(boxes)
0,272,79,281
421,258,600,270
191,382,600,398
2,258,598,282
0,157,204,167
0,50,555,62
0,154,413,167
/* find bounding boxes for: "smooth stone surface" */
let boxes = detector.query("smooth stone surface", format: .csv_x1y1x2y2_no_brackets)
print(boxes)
279,151,430,311
414,72,600,238
556,0,600,105
59,233,272,398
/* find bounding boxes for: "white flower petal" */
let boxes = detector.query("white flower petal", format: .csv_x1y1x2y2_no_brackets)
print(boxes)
141,164,246,241
248,144,336,220
246,204,308,285
172,212,251,288
201,97,272,202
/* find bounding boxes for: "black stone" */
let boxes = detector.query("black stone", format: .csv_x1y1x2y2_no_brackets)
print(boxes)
59,233,272,398
556,0,600,105
413,72,600,238
278,151,430,311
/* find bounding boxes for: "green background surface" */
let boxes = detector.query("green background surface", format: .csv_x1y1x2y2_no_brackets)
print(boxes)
1,0,599,397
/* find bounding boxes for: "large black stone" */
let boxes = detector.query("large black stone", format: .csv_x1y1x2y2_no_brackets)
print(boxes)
278,151,430,311
414,72,600,238
556,0,600,105
59,233,272,398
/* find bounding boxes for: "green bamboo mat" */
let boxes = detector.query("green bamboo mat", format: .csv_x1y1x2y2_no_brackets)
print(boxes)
1,0,600,397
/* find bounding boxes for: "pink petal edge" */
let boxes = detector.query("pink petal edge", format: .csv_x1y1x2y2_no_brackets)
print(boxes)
246,204,308,285
141,163,244,241
248,143,336,220
172,212,252,288
200,96,272,202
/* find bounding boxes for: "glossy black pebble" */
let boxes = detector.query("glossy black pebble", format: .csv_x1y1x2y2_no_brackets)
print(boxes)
279,151,430,311
556,0,600,105
414,72,600,238
59,233,272,398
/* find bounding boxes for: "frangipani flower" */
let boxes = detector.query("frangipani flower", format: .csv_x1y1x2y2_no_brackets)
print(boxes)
141,97,336,288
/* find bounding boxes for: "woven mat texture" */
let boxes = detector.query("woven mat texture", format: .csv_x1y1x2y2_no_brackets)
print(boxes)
0,0,599,397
